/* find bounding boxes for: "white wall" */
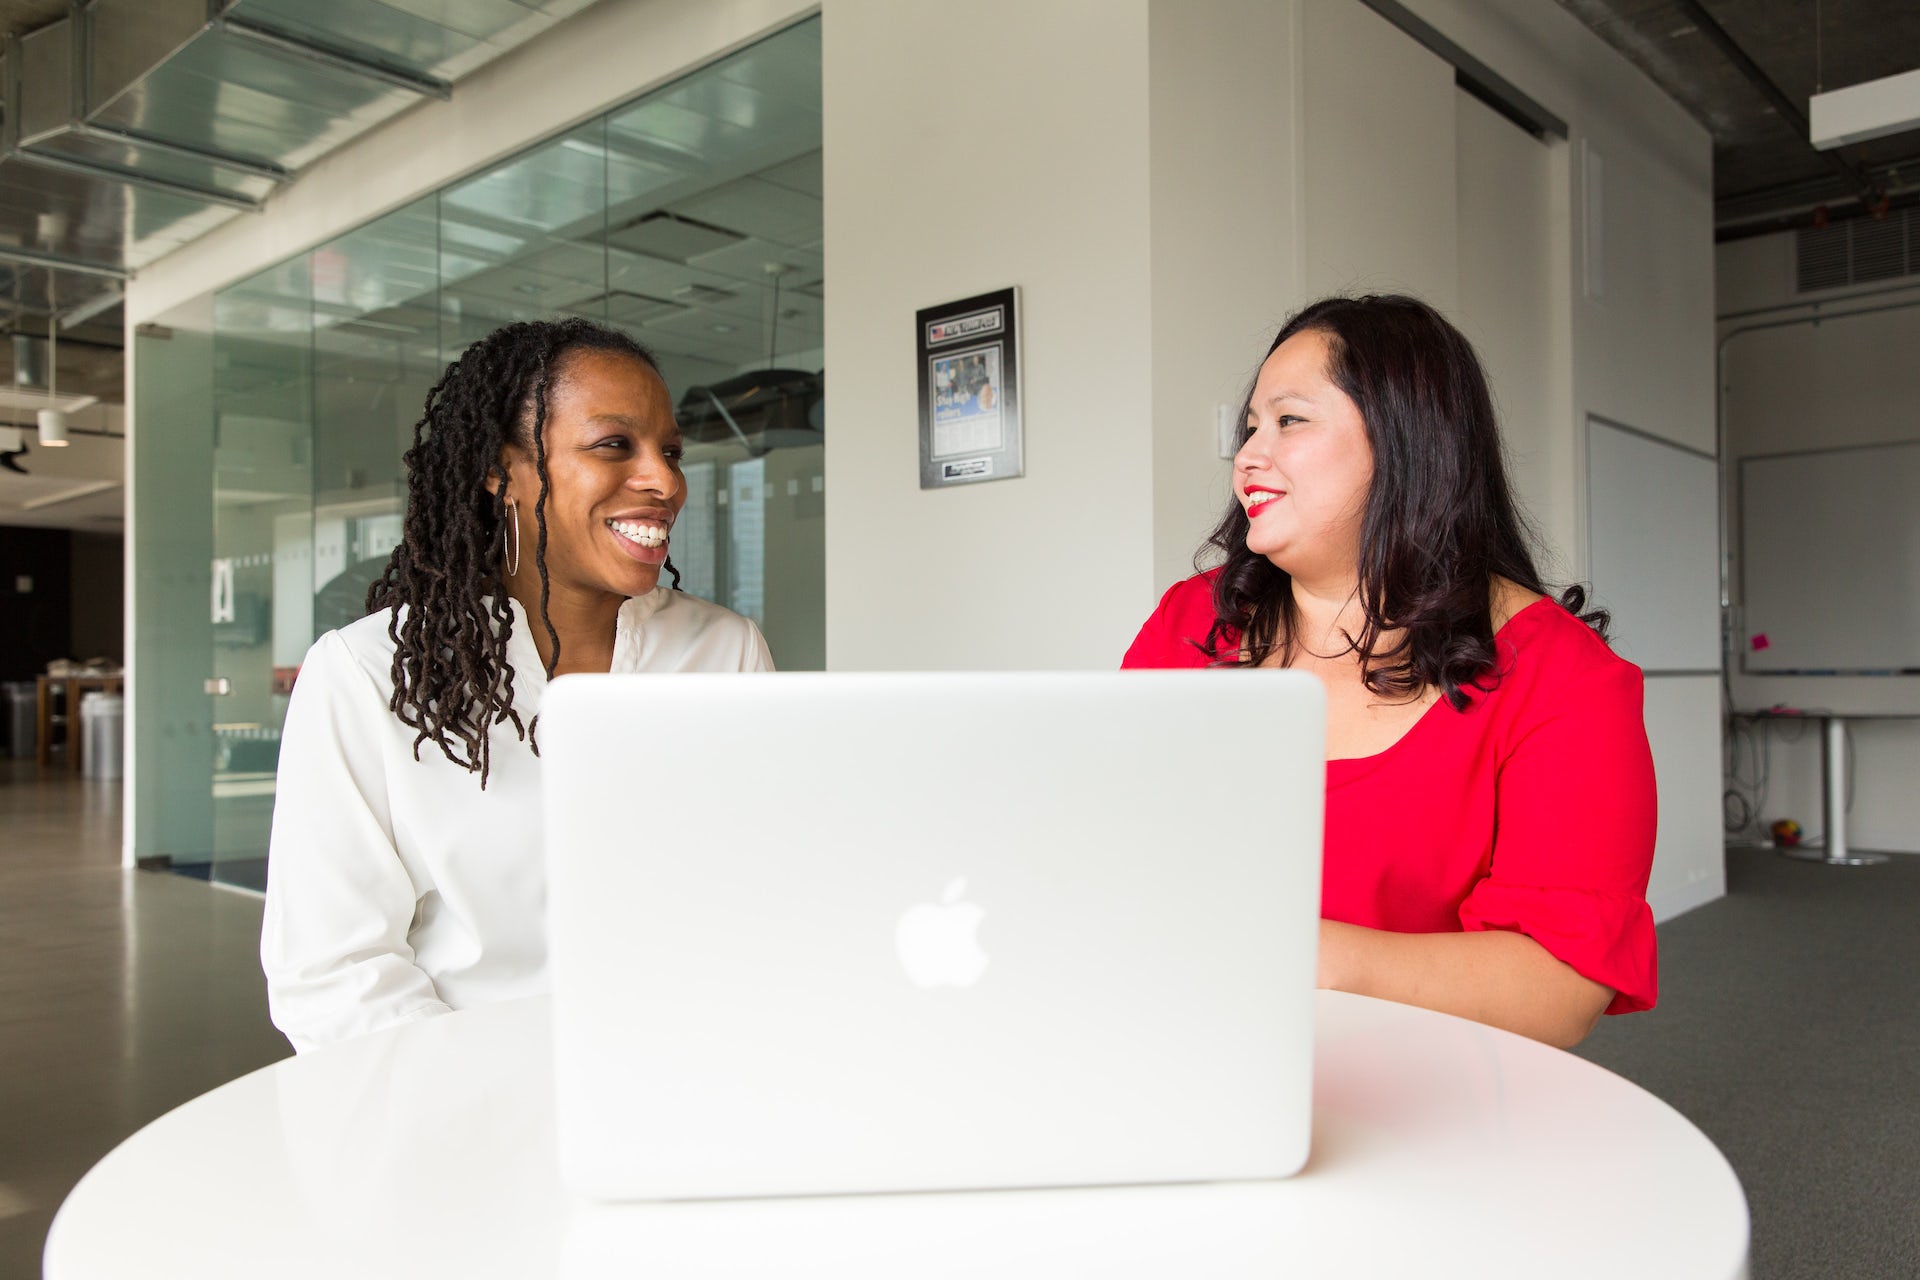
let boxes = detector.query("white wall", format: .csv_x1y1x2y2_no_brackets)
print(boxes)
822,0,1155,671
1303,1,1459,309
1406,0,1719,522
1144,0,1301,594
1718,230,1920,853
1643,675,1729,918
1455,89,1564,577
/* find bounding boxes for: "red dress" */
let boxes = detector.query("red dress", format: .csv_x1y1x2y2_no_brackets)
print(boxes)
1122,571,1658,1014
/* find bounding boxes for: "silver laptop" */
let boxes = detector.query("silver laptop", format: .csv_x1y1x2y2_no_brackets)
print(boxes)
542,670,1325,1202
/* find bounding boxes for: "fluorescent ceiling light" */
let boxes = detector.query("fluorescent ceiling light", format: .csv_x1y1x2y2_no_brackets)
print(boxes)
1811,66,1920,150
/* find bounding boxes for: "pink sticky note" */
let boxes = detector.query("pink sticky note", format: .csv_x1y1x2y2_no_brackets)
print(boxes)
1750,633,1771,652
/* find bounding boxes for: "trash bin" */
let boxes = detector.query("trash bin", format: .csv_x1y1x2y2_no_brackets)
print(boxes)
80,691,124,781
3,682,34,760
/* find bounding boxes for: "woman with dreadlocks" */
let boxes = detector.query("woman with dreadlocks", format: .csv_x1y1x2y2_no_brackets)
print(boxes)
261,318,772,1053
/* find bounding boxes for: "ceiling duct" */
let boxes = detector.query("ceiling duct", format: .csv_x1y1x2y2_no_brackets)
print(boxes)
0,0,602,293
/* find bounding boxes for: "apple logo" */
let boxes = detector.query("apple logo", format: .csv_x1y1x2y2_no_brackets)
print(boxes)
894,877,990,989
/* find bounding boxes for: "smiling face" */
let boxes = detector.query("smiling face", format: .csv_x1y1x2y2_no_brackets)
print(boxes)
496,347,686,605
1234,329,1375,584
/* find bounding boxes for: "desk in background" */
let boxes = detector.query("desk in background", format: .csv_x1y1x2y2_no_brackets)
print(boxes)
1732,709,1920,865
35,674,123,772
46,992,1749,1280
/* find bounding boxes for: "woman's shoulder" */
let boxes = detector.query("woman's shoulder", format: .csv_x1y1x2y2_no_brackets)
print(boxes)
1495,593,1640,696
320,607,402,671
1172,566,1223,598
285,609,401,708
1151,568,1222,622
634,588,754,631
1123,569,1226,669
621,589,773,670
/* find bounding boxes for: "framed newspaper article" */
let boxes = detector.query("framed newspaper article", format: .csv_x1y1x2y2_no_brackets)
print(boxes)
916,287,1023,488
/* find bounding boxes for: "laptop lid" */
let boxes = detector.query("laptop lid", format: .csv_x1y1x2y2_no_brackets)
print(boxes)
543,670,1325,1201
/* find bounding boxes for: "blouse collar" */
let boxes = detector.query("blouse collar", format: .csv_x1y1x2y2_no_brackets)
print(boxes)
499,588,671,700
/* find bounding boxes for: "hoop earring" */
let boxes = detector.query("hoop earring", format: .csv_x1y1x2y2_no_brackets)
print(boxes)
503,498,521,578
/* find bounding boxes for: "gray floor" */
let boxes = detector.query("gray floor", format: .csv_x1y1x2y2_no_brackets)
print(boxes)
0,760,290,1279
3,761,1915,1279
1575,847,1920,1279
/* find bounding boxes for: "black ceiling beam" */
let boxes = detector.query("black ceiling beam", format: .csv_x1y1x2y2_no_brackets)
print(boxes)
1358,0,1568,140
1667,0,1883,212
1717,150,1920,222
1716,186,1920,243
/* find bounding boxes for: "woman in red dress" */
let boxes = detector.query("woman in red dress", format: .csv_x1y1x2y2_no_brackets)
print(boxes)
1123,295,1656,1048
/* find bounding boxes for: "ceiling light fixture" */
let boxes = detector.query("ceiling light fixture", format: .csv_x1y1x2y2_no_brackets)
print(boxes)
38,407,68,446
1811,67,1920,150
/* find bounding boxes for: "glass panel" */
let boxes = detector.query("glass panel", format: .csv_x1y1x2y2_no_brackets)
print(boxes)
311,195,441,635
591,19,825,666
208,258,313,889
146,13,826,876
131,297,216,867
440,117,609,352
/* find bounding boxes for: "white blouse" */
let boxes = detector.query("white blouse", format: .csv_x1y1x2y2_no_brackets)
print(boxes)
260,590,773,1053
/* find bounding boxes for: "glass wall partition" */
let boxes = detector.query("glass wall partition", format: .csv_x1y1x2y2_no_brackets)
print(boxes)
131,298,216,869
207,259,312,888
134,17,825,876
598,18,825,667
440,118,610,342
310,197,442,638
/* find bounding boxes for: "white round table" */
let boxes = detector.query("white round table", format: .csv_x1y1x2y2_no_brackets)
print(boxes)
45,992,1747,1279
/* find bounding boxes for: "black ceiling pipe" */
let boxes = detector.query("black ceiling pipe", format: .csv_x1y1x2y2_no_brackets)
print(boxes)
1667,0,1884,212
1716,187,1920,243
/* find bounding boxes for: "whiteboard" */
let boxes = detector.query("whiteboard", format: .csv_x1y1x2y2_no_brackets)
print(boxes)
1740,441,1920,674
1586,418,1721,673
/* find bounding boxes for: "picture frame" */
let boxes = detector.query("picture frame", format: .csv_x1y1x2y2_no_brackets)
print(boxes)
916,287,1023,488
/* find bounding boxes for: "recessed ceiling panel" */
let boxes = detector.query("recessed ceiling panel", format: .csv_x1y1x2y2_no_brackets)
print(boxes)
673,177,820,250
567,289,688,327
606,211,746,263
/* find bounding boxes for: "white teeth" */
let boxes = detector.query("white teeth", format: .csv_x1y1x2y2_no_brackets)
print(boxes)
609,519,668,548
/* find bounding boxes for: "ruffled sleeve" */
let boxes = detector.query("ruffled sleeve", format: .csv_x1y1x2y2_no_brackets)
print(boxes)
1456,656,1659,1014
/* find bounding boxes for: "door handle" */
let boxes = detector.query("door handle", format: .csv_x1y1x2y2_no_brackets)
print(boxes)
204,677,232,696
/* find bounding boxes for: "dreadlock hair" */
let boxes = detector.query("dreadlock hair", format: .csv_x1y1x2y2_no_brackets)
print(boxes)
365,316,678,787
1199,294,1609,709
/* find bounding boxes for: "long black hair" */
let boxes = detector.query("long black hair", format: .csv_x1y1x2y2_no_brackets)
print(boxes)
365,316,679,786
1201,294,1607,708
